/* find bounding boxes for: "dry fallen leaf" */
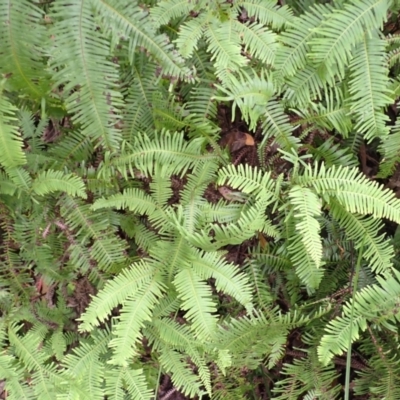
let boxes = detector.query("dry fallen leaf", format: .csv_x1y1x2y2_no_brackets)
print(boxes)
220,128,255,152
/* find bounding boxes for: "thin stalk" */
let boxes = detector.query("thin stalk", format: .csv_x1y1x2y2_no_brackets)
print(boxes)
344,240,364,400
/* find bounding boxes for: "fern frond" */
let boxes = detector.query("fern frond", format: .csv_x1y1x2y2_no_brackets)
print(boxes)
91,0,191,80
79,261,156,331
318,270,400,365
50,0,123,151
174,268,218,340
0,92,26,169
330,200,394,276
309,0,390,78
289,185,323,267
349,32,392,141
214,70,274,130
301,163,400,223
287,231,325,290
262,98,300,150
239,0,293,30
0,0,49,98
151,0,196,28
274,4,331,80
205,20,247,71
191,249,253,310
109,275,164,365
175,15,208,58
31,170,87,198
158,348,205,398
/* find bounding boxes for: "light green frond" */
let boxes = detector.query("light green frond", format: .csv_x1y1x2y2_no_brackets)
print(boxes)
123,368,153,400
235,22,279,65
0,0,49,98
92,188,156,214
289,186,323,267
114,131,215,178
50,0,123,151
214,70,274,130
293,89,352,137
205,20,247,71
152,318,212,394
109,276,164,365
175,16,208,58
191,249,253,310
151,0,196,28
122,58,160,140
287,231,324,290
217,164,276,197
91,0,190,80
79,261,156,331
284,65,327,106
174,268,218,341
301,163,400,223
0,93,26,169
239,0,293,30
61,329,110,378
329,201,394,276
349,32,392,141
318,270,400,365
274,4,331,79
310,139,357,168
309,0,390,78
31,171,87,198
377,120,400,178
262,98,300,150
158,348,204,398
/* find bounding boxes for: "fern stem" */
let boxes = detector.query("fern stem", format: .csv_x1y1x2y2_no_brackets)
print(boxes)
344,239,365,400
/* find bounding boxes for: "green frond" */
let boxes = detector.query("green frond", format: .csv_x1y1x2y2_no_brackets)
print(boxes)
93,188,156,214
31,170,87,198
301,162,400,223
50,0,123,151
175,15,208,58
122,367,153,400
151,318,212,393
158,348,205,398
113,131,216,178
0,0,49,98
309,0,390,78
79,261,156,331
91,0,191,80
0,92,26,169
235,22,279,65
214,70,274,130
293,88,352,137
289,185,323,267
349,32,392,141
191,249,253,310
262,98,300,150
109,276,164,365
284,65,328,106
239,0,294,30
274,4,331,79
330,201,394,275
174,268,218,340
318,270,400,365
287,231,325,290
205,20,247,71
217,164,276,197
310,139,357,168
377,120,400,177
151,0,196,28
122,58,160,140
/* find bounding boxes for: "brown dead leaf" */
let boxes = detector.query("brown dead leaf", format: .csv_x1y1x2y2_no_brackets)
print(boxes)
220,128,255,152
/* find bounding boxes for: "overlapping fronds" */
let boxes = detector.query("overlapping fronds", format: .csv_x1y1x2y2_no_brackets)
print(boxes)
0,0,49,98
